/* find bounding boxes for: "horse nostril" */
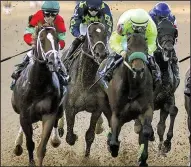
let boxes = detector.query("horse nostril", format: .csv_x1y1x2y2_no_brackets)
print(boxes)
132,67,136,71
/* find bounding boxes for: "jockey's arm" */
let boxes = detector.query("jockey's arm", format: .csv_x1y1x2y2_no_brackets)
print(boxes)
109,31,123,55
69,2,84,37
146,19,158,55
55,15,67,50
24,10,43,46
102,3,113,38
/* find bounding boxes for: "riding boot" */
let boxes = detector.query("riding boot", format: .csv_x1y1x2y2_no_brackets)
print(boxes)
148,55,162,90
57,60,70,96
171,50,180,92
98,53,122,89
10,55,30,90
64,37,83,61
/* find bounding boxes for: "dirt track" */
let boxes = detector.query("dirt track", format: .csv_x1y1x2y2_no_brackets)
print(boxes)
1,1,190,166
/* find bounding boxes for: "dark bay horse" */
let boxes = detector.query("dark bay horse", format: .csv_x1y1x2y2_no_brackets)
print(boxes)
11,23,66,166
106,33,154,166
153,18,179,155
62,22,112,157
184,68,190,166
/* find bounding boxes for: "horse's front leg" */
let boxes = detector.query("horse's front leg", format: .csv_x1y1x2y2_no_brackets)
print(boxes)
50,118,61,148
20,116,35,166
13,126,24,156
163,103,178,153
37,114,57,166
108,112,122,158
137,105,154,167
85,111,102,157
65,107,78,145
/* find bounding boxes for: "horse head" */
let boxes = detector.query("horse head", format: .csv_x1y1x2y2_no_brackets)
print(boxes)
33,22,60,72
124,33,148,80
156,18,177,62
83,22,108,64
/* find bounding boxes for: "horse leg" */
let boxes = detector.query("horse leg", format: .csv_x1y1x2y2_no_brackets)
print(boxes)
163,105,178,153
157,107,168,156
138,128,149,167
95,115,104,134
108,112,122,158
20,117,35,166
37,114,56,166
50,118,61,148
13,126,24,156
85,111,102,157
137,105,154,166
65,108,78,145
58,115,64,137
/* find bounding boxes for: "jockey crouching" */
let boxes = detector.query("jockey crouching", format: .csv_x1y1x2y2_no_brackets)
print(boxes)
64,0,113,62
98,9,161,89
10,1,69,92
149,2,180,89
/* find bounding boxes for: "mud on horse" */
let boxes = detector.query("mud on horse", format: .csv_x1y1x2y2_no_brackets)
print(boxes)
106,33,154,166
62,22,112,157
11,23,67,166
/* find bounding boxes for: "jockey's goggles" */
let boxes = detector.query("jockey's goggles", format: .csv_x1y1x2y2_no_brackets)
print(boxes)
44,11,58,17
132,24,147,33
88,6,100,12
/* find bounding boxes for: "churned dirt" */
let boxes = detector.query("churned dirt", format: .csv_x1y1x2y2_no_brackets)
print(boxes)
1,1,190,166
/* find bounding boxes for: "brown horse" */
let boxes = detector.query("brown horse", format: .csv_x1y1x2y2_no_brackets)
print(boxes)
11,23,66,166
62,22,112,157
106,33,154,166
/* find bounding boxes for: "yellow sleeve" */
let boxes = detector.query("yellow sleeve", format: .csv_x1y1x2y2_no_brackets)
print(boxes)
146,19,158,55
109,31,123,54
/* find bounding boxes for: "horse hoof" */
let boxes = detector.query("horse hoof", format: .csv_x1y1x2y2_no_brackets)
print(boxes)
163,140,171,153
95,126,104,134
110,144,119,157
51,138,61,148
66,133,78,146
85,151,90,157
13,145,23,156
138,161,148,167
29,159,35,167
58,128,64,137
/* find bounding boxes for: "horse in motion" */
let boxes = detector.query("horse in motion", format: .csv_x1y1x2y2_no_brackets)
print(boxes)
62,22,112,156
184,68,190,166
106,33,154,166
11,23,66,166
153,18,180,155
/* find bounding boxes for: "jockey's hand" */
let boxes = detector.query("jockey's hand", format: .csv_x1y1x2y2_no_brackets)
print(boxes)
78,35,85,42
120,50,127,58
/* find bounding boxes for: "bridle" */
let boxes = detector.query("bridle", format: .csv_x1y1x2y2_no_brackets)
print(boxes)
81,22,107,65
34,26,59,64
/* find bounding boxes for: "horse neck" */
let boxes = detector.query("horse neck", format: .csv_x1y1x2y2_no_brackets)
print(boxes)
29,59,52,90
78,51,98,88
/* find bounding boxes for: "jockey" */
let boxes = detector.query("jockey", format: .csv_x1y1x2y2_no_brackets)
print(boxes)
64,0,113,60
149,2,180,86
98,8,161,89
10,1,69,90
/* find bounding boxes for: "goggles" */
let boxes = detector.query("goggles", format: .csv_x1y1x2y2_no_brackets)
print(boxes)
44,11,58,17
132,24,147,33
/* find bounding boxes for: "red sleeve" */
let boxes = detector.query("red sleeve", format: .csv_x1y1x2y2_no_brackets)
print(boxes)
59,40,65,50
29,10,45,26
54,15,66,33
24,34,33,46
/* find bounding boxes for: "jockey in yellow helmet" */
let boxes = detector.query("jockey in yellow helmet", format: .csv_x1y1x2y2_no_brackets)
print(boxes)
98,8,161,89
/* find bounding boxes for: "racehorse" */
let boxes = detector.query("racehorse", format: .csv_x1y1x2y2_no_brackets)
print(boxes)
106,33,154,166
153,18,179,155
11,23,66,166
62,22,112,157
184,68,190,166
